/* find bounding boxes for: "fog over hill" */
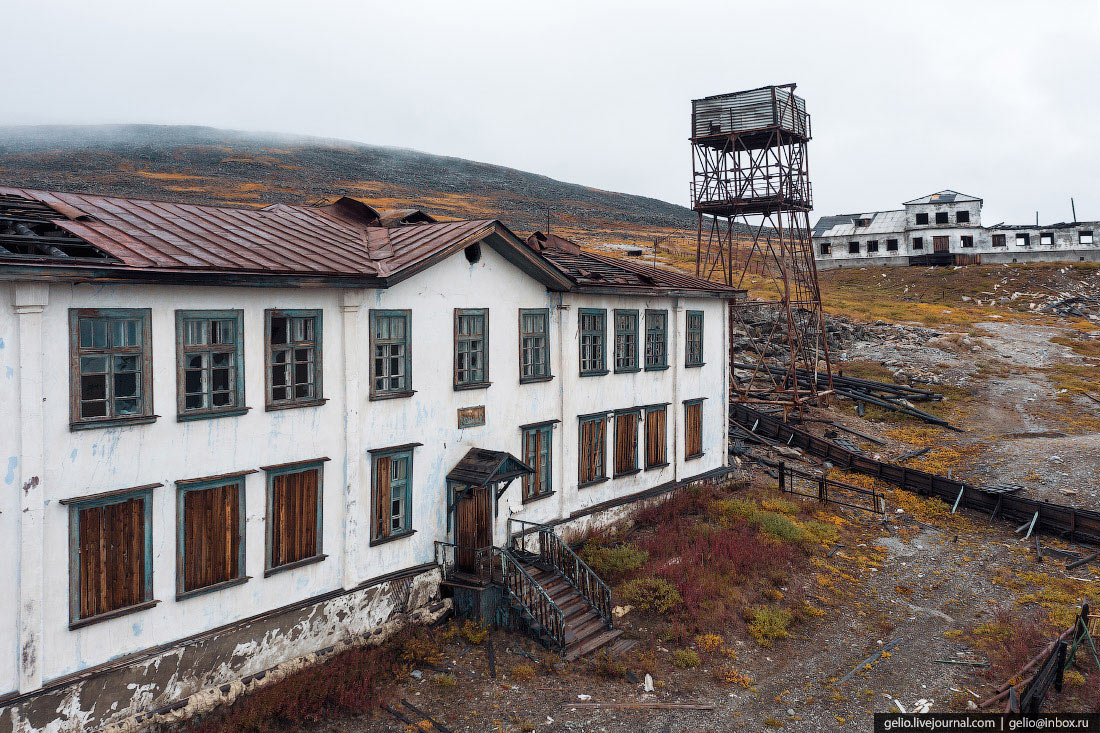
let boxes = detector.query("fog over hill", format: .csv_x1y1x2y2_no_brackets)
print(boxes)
0,124,699,240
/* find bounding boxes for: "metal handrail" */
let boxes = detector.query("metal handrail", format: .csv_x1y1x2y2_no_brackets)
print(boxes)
508,519,613,628
434,541,494,584
497,548,566,652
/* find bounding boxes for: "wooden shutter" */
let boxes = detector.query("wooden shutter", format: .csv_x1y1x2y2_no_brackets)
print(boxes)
373,456,392,540
271,469,319,567
78,497,145,619
580,418,604,484
615,412,637,475
646,408,667,467
685,402,703,458
183,484,240,592
522,430,541,499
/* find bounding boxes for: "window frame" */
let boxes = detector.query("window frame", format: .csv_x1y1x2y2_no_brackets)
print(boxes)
912,237,924,250
961,236,974,248
263,459,327,575
578,412,608,487
848,241,859,254
613,309,639,373
992,234,1006,247
66,485,157,628
935,211,949,225
866,240,879,253
69,308,155,430
454,308,490,390
915,212,929,226
369,309,413,400
175,309,247,421
578,308,608,376
518,308,552,383
370,446,418,544
175,472,250,600
1079,231,1094,245
521,423,555,502
886,239,899,252
644,309,668,371
1040,232,1054,246
956,210,970,224
264,309,325,411
613,408,641,478
685,310,704,367
644,404,669,470
819,241,831,255
684,398,705,460
1016,233,1031,246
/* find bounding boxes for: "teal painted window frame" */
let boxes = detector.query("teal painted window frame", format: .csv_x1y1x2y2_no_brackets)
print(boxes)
454,308,489,390
685,310,704,367
521,423,554,502
519,308,552,383
371,446,416,544
684,398,705,460
67,486,156,628
175,473,250,600
370,309,413,399
644,309,668,371
613,309,639,373
264,309,324,410
264,460,326,575
69,308,155,430
175,309,247,421
579,308,608,376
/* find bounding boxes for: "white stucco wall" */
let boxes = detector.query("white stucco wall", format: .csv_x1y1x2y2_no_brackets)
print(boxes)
1,243,731,696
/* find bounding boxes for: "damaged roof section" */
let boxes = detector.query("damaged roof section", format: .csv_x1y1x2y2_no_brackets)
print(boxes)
0,192,118,262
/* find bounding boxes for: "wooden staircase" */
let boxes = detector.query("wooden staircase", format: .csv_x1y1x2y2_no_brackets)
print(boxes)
517,557,632,660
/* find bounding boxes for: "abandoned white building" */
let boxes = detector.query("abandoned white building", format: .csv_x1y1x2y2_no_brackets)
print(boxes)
0,187,740,732
813,190,1100,268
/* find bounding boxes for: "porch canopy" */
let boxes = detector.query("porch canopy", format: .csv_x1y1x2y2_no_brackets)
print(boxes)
447,448,533,492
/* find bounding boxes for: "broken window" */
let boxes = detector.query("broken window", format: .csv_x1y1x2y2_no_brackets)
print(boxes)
886,239,899,252
370,310,411,398
70,309,153,428
684,399,704,459
867,240,879,253
521,424,553,501
912,237,924,250
915,213,929,225
67,488,153,625
371,449,413,541
266,462,324,570
1080,231,1094,245
644,310,668,370
579,309,607,376
266,310,322,409
519,309,550,382
819,241,831,255
848,241,859,254
992,234,1006,247
176,310,244,419
614,410,640,477
935,212,949,224
1016,233,1031,246
855,218,871,227
578,414,607,486
686,311,704,367
956,210,970,224
1040,233,1054,246
613,309,639,372
961,236,974,248
454,308,488,389
177,476,245,598
645,405,668,469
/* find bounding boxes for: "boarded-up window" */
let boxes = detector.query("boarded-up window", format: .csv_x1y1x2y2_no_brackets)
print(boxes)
69,491,152,623
684,400,704,459
912,237,923,250
178,479,244,596
267,465,322,570
578,415,606,485
614,411,639,476
645,406,667,469
372,450,413,541
522,425,553,500
992,234,1006,247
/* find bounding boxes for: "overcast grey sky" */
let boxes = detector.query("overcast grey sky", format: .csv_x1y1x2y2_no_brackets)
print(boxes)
3,0,1098,224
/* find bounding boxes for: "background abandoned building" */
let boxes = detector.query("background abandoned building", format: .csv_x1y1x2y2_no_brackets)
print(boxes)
814,190,1100,268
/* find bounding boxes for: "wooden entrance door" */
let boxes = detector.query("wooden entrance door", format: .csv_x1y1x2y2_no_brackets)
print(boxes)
456,486,492,573
933,236,950,253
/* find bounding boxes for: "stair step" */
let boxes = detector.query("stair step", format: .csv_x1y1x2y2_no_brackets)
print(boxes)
606,637,638,656
565,629,623,662
565,609,600,630
561,599,591,621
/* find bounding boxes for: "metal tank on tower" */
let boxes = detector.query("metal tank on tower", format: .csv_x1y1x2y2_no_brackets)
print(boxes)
690,83,833,410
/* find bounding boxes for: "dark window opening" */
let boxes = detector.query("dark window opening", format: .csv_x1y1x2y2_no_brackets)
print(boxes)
848,241,859,254
1040,233,1054,246
464,243,482,264
912,237,924,250
935,212,949,224
915,213,929,225
992,234,1006,247
886,239,899,252
819,241,831,255
956,210,970,224
1016,233,1030,246
961,236,974,248
866,240,879,253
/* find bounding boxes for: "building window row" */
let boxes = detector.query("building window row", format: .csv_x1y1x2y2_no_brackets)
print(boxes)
578,400,701,486
582,308,701,376
913,211,968,226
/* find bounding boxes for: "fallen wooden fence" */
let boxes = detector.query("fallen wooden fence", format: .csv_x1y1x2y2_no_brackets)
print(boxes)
732,403,1100,547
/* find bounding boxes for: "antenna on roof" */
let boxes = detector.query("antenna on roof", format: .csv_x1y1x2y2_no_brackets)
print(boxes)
1071,197,1077,224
